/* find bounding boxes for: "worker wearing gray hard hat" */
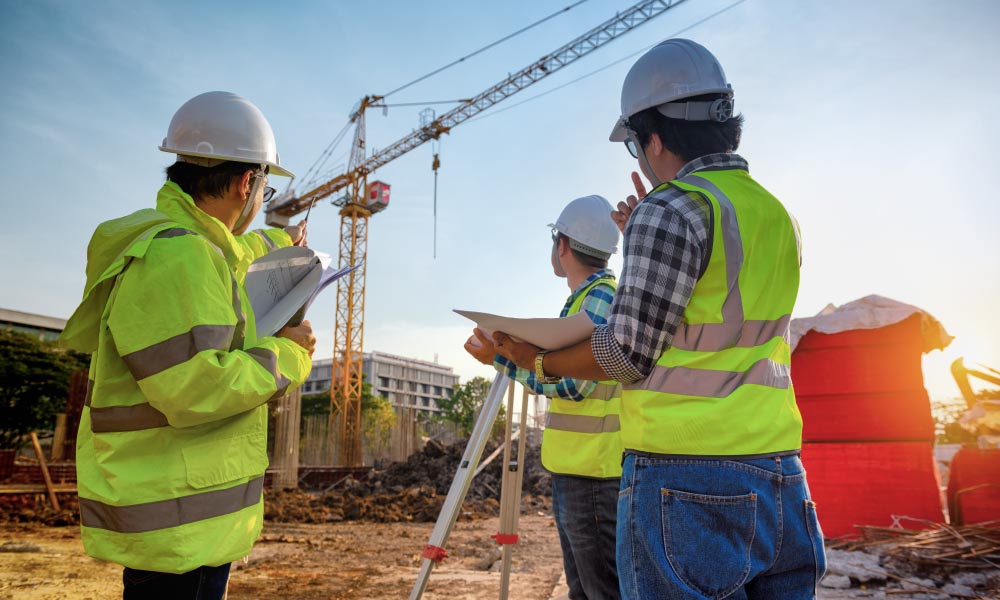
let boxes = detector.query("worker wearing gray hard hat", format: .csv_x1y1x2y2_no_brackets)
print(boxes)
492,39,821,599
467,195,623,600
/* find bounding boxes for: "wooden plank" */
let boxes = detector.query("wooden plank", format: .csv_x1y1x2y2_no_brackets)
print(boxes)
30,432,60,510
0,483,76,495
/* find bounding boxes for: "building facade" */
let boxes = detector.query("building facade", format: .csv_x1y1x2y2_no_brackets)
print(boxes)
1,308,66,342
304,351,458,415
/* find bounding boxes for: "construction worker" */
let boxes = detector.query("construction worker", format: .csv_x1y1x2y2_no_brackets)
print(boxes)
465,195,623,600
60,91,315,600
492,39,826,599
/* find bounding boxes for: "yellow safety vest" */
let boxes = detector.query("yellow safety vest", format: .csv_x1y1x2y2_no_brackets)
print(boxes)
61,182,311,574
621,168,803,456
542,277,624,478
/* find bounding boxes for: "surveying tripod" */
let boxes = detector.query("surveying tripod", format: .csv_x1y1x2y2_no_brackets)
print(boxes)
409,372,534,600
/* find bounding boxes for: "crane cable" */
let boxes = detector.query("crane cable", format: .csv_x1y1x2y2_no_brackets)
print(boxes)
380,0,590,99
465,0,748,125
292,120,353,192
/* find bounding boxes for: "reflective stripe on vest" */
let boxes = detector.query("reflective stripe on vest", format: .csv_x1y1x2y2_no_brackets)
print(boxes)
541,276,623,478
546,413,620,434
668,174,791,353
621,169,801,456
252,229,277,251
122,325,236,380
588,382,621,401
80,476,264,534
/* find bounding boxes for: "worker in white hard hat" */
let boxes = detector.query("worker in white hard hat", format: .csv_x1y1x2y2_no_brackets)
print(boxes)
491,39,823,600
465,195,623,600
62,91,316,600
466,195,623,600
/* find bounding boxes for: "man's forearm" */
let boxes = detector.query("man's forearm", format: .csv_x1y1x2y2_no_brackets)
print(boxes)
541,338,610,381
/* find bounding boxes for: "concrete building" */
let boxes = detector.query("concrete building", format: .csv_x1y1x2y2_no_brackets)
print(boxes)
1,308,66,342
304,351,458,415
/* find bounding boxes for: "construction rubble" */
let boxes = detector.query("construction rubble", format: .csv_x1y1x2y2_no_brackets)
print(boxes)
820,522,1000,599
265,437,551,524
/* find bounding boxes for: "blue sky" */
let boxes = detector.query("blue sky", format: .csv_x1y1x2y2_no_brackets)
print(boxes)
2,0,998,401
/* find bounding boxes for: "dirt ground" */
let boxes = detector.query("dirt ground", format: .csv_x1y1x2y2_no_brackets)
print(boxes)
0,515,565,600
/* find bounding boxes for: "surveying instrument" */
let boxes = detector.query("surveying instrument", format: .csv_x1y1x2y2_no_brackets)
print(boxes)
409,372,537,600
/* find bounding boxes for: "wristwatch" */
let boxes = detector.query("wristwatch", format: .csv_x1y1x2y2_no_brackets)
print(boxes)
534,350,560,383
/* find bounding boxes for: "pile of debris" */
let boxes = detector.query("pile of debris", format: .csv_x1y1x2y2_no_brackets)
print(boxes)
822,521,1000,599
266,438,553,524
0,438,553,526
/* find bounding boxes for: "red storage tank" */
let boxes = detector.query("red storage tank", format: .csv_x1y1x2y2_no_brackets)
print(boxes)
802,442,945,538
792,313,935,442
947,447,1000,526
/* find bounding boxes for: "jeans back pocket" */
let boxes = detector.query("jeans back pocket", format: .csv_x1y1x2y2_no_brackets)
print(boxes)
661,488,757,599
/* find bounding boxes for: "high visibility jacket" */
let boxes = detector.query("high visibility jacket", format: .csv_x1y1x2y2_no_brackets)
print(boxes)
542,277,624,479
61,181,311,574
621,168,803,456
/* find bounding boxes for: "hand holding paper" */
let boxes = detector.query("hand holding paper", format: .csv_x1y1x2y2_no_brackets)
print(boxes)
246,246,360,336
453,310,595,351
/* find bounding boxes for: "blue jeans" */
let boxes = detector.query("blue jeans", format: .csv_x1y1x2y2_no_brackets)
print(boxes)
122,563,231,600
552,473,621,600
617,453,826,600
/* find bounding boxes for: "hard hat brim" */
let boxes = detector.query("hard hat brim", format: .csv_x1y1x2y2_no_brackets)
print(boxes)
159,146,295,178
609,117,628,143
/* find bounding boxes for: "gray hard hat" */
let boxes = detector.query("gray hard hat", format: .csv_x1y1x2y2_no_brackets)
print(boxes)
610,38,734,142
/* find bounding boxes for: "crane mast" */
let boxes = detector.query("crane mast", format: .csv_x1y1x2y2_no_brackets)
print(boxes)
266,0,687,467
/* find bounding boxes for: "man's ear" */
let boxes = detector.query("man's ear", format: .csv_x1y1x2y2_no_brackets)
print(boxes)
648,132,665,157
558,237,571,257
236,169,254,199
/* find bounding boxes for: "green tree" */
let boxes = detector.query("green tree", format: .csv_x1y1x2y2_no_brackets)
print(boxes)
362,396,397,458
0,329,89,449
436,376,501,437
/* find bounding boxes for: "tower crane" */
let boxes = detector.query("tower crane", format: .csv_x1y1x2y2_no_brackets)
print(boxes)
265,0,688,467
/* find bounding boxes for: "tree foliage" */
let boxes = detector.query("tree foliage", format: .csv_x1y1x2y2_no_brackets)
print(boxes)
0,329,90,449
435,376,502,438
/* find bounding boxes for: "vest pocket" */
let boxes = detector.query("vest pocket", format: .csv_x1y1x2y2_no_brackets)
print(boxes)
660,488,757,599
182,432,268,489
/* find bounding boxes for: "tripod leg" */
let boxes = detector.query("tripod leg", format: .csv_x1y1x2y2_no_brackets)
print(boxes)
409,373,509,600
496,385,531,600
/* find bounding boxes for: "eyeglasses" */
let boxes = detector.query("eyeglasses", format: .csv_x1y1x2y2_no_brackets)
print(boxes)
263,186,276,203
551,227,561,243
624,136,640,159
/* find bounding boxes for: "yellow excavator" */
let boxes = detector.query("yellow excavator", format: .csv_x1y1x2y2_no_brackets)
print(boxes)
951,358,1000,408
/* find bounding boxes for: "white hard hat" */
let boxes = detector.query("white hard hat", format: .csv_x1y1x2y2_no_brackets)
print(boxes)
609,38,733,142
159,91,294,177
548,195,620,259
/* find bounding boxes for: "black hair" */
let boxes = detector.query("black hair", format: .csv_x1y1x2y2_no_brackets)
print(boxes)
557,233,608,269
628,94,744,163
165,160,260,200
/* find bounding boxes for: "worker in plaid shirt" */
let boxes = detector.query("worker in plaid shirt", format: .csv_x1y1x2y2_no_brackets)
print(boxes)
493,39,822,600
466,194,623,600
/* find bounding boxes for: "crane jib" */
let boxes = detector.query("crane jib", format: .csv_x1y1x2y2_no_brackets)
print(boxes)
268,0,687,218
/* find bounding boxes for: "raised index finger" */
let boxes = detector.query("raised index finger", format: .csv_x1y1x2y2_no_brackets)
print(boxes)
630,171,648,199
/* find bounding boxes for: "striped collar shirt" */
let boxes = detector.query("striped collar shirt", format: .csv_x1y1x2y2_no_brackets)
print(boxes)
495,269,616,400
592,153,749,383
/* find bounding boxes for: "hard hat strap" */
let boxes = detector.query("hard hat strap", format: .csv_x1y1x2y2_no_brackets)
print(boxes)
656,97,734,123
627,129,663,190
233,165,266,232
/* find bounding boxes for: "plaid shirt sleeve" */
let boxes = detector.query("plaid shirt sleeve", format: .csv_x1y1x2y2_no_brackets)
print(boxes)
592,189,711,383
495,282,615,400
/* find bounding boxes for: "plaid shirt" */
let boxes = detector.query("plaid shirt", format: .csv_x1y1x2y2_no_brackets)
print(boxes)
495,269,616,400
592,153,750,383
